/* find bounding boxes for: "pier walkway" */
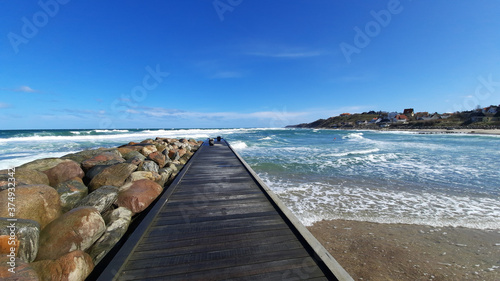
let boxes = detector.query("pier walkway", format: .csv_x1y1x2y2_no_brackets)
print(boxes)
95,138,352,280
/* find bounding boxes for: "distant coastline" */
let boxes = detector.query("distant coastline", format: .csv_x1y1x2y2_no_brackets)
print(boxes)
287,107,500,135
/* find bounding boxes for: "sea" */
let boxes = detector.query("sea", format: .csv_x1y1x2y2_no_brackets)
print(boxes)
1,128,499,230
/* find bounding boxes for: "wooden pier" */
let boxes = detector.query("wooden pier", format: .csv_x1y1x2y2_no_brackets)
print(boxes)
94,138,352,280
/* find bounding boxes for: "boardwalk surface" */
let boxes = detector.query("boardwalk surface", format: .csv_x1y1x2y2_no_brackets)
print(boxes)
96,139,351,281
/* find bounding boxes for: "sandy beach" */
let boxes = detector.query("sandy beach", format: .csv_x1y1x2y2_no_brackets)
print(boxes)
308,220,500,280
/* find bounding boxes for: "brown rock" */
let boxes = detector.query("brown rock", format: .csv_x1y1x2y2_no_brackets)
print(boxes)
18,158,69,172
140,145,157,156
117,179,162,214
168,149,180,161
0,256,39,280
56,179,88,213
43,160,84,187
0,185,61,229
62,148,122,164
116,145,142,156
177,148,187,157
88,163,137,191
128,171,162,183
147,151,166,168
0,218,40,263
31,250,94,281
37,207,105,261
81,152,125,171
2,168,50,186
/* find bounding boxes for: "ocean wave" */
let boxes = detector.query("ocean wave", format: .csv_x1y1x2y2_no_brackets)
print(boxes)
93,129,130,133
231,141,248,150
262,177,500,230
323,148,380,157
0,151,81,170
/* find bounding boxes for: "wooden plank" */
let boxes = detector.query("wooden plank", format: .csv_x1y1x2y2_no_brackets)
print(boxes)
94,139,350,281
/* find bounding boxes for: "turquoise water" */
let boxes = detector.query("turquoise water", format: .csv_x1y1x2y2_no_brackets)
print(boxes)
1,128,499,229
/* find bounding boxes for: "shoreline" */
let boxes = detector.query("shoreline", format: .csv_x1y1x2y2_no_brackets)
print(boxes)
382,128,500,135
308,127,500,136
307,219,500,280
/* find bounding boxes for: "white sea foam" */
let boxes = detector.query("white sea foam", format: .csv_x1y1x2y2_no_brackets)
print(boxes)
0,151,81,170
323,148,380,157
94,129,129,133
261,176,500,230
231,141,248,150
259,136,273,140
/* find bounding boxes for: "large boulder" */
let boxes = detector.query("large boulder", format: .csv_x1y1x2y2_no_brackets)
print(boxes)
56,179,89,213
138,160,159,173
0,168,49,186
88,163,137,192
140,145,157,156
83,164,110,185
147,151,166,168
116,145,142,156
18,158,68,172
128,171,162,183
168,150,180,161
177,148,187,158
125,156,145,166
0,218,40,263
0,256,39,280
62,148,122,164
37,207,105,261
117,179,162,214
157,168,173,187
122,150,146,161
81,152,125,172
74,186,119,214
0,185,61,229
31,250,94,281
88,207,132,264
43,160,84,187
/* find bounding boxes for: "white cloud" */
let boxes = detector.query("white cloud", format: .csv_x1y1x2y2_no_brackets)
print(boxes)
124,106,308,125
0,102,11,109
14,86,38,93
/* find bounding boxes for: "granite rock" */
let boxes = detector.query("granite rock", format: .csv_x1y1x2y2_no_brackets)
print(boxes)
74,185,119,214
37,207,105,261
0,218,40,262
56,179,89,213
88,163,137,191
31,250,94,281
117,179,162,214
0,185,61,229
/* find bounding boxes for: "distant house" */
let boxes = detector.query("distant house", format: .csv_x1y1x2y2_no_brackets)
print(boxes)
440,113,453,119
356,120,368,125
370,118,382,124
340,113,351,116
388,112,398,121
395,114,409,123
483,106,498,115
416,112,429,118
403,108,415,117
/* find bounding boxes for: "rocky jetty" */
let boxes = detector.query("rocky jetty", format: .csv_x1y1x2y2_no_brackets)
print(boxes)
0,137,202,280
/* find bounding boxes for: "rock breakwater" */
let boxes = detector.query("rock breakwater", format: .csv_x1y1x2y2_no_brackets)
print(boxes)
0,137,202,280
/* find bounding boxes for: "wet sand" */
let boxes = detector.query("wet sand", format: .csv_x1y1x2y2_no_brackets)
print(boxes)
308,220,500,280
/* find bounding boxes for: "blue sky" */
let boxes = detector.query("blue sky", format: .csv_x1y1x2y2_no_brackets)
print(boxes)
1,0,499,129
